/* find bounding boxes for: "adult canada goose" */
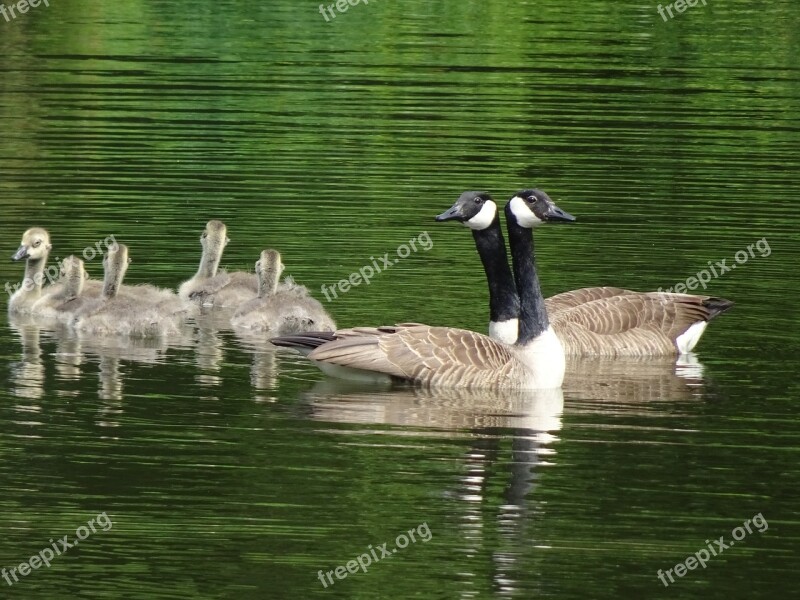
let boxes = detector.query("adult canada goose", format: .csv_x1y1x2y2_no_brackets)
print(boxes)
230,249,336,334
178,220,258,307
438,190,734,356
30,255,94,321
434,193,521,344
270,197,575,389
73,244,182,337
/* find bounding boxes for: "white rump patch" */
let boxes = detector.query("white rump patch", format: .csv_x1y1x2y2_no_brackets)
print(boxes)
465,201,497,230
508,196,543,228
676,321,708,354
489,318,518,344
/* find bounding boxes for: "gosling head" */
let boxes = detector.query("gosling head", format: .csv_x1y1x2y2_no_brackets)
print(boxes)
202,220,229,253
435,191,498,231
102,243,131,299
60,255,87,298
12,228,52,262
506,189,576,229
256,249,284,297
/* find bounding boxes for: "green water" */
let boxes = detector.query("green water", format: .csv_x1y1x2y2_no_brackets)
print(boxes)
1,1,799,598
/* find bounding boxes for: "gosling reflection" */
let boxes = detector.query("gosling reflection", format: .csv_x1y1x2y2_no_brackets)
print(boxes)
7,314,46,400
192,311,230,387
232,331,281,399
6,316,194,407
51,328,85,398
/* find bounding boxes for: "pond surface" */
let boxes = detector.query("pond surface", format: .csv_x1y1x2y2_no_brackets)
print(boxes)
1,1,798,598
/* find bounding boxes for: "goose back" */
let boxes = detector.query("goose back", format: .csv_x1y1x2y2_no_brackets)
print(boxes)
551,292,733,356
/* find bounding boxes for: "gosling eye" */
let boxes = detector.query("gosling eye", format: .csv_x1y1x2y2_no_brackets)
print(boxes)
33,240,41,247
201,232,208,239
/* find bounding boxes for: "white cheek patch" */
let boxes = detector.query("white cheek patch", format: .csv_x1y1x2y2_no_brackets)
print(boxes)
509,196,543,228
465,201,497,230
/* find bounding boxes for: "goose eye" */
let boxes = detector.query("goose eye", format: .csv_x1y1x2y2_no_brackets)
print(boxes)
201,232,208,239
474,198,484,205
33,241,41,247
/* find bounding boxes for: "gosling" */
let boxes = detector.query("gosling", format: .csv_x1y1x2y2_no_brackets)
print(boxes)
9,227,55,314
31,255,95,321
72,244,183,337
9,227,105,316
178,220,257,308
231,249,336,335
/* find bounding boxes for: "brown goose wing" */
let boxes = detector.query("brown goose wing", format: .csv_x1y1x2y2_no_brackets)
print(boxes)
545,287,635,317
551,293,729,356
308,325,520,388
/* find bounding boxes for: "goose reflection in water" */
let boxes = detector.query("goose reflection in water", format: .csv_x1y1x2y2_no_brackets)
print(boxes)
293,353,706,596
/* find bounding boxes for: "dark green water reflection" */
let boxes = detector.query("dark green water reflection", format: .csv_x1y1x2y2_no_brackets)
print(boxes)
1,1,798,598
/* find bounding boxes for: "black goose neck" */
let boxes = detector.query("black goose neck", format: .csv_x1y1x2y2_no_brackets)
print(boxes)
505,214,549,344
471,217,519,323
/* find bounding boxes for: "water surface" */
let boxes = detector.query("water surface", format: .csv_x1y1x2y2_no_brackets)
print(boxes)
1,1,798,598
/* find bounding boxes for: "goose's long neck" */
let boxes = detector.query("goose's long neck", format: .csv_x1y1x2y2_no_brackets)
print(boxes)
22,255,48,299
64,272,84,298
198,244,222,279
258,271,279,298
472,218,520,332
103,262,125,300
506,219,549,345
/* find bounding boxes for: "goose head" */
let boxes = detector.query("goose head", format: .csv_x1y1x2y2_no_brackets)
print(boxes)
12,228,52,262
102,243,131,299
60,255,87,298
256,249,284,297
435,191,499,230
506,189,575,228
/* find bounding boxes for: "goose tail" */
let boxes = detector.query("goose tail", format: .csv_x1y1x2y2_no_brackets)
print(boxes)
701,296,734,321
271,331,337,352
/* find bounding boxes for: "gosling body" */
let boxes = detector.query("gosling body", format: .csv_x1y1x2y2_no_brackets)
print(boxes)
231,250,336,334
73,244,182,337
